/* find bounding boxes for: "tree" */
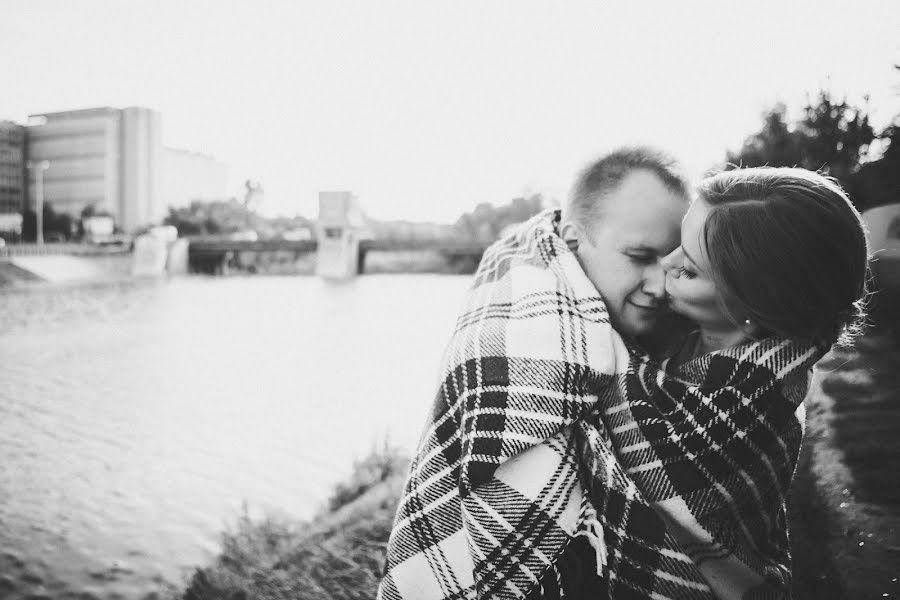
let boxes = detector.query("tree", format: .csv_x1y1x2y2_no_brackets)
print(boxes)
842,66,900,211
21,203,74,242
164,199,260,237
726,103,801,170
163,198,312,239
454,193,547,242
726,90,877,187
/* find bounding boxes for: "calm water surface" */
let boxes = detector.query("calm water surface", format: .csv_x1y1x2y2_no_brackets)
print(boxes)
0,275,469,599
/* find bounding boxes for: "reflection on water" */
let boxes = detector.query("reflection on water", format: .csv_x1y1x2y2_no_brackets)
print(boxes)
0,275,469,599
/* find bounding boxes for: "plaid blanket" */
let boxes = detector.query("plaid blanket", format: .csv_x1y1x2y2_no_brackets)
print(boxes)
377,210,824,600
551,335,825,600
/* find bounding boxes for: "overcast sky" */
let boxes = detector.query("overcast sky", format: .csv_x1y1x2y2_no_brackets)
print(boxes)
3,0,898,222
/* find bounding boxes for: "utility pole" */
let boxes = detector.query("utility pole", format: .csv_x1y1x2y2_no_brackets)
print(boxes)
26,160,50,244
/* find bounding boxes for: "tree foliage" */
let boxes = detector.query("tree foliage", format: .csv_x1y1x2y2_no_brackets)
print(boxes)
164,199,312,239
726,90,877,183
844,119,900,212
726,87,900,211
454,193,548,243
366,193,550,246
21,204,74,242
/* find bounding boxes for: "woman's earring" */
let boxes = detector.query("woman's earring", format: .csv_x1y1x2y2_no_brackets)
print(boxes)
743,319,757,336
565,238,579,252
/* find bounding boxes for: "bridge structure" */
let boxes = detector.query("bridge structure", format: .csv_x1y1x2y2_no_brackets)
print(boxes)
188,190,489,277
0,231,488,278
0,192,490,278
186,237,488,275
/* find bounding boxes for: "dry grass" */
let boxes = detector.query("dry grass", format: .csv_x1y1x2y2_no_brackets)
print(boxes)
180,444,409,600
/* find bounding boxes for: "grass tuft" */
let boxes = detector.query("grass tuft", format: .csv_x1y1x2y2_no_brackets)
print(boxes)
180,442,410,600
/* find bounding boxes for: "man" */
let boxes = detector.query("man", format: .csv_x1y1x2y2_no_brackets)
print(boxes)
378,147,690,600
559,147,690,338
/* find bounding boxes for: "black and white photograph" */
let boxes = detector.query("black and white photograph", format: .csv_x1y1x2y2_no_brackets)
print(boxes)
1,1,898,599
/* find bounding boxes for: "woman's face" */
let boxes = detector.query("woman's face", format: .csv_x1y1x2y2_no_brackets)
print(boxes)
661,199,736,330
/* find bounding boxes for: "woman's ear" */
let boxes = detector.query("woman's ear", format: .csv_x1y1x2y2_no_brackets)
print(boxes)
558,221,580,252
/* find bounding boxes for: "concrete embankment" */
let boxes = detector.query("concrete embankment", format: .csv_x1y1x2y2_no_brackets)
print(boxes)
0,260,43,285
0,253,133,286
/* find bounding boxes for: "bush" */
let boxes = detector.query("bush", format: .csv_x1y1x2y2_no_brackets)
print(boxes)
326,440,409,512
180,443,410,600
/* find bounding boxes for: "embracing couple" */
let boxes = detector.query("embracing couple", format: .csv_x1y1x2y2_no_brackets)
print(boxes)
378,148,869,600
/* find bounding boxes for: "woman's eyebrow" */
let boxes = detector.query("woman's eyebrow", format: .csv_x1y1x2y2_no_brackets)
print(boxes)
681,246,706,273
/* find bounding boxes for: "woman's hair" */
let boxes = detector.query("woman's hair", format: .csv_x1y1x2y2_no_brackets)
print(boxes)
698,167,870,346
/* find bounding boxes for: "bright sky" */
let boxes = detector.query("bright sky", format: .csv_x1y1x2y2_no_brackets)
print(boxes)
3,0,899,222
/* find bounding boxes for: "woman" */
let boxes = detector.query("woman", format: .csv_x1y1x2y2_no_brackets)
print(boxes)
662,166,867,362
552,167,869,600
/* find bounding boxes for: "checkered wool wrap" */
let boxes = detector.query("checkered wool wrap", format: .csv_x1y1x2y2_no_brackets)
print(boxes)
377,210,824,600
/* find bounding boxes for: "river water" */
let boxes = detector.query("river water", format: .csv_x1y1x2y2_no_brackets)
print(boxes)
0,275,470,599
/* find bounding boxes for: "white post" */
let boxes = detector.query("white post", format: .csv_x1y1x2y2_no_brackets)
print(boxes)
27,160,50,245
316,191,363,279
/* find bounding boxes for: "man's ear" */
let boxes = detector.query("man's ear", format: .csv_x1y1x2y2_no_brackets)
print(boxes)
558,221,581,252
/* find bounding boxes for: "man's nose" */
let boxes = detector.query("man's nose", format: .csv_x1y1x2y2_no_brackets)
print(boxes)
660,247,681,272
642,263,667,299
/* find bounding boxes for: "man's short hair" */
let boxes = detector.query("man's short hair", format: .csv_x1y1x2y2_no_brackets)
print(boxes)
566,146,690,236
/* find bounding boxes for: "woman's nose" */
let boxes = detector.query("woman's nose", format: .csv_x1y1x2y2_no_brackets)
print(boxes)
660,247,681,271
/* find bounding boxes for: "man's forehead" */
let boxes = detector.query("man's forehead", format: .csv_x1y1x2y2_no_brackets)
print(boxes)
602,172,686,210
614,228,680,251
579,170,687,245
599,204,683,245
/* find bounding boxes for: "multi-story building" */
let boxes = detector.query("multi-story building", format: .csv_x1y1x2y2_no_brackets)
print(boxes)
162,147,228,209
0,120,26,233
26,106,163,232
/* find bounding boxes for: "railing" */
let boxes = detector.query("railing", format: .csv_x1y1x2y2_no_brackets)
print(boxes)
187,239,318,255
0,242,132,258
187,238,488,255
361,239,488,254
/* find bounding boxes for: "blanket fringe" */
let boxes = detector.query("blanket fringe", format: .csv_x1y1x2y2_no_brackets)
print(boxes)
575,500,607,575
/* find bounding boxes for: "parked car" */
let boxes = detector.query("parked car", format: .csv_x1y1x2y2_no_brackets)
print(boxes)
45,232,67,243
863,203,900,330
